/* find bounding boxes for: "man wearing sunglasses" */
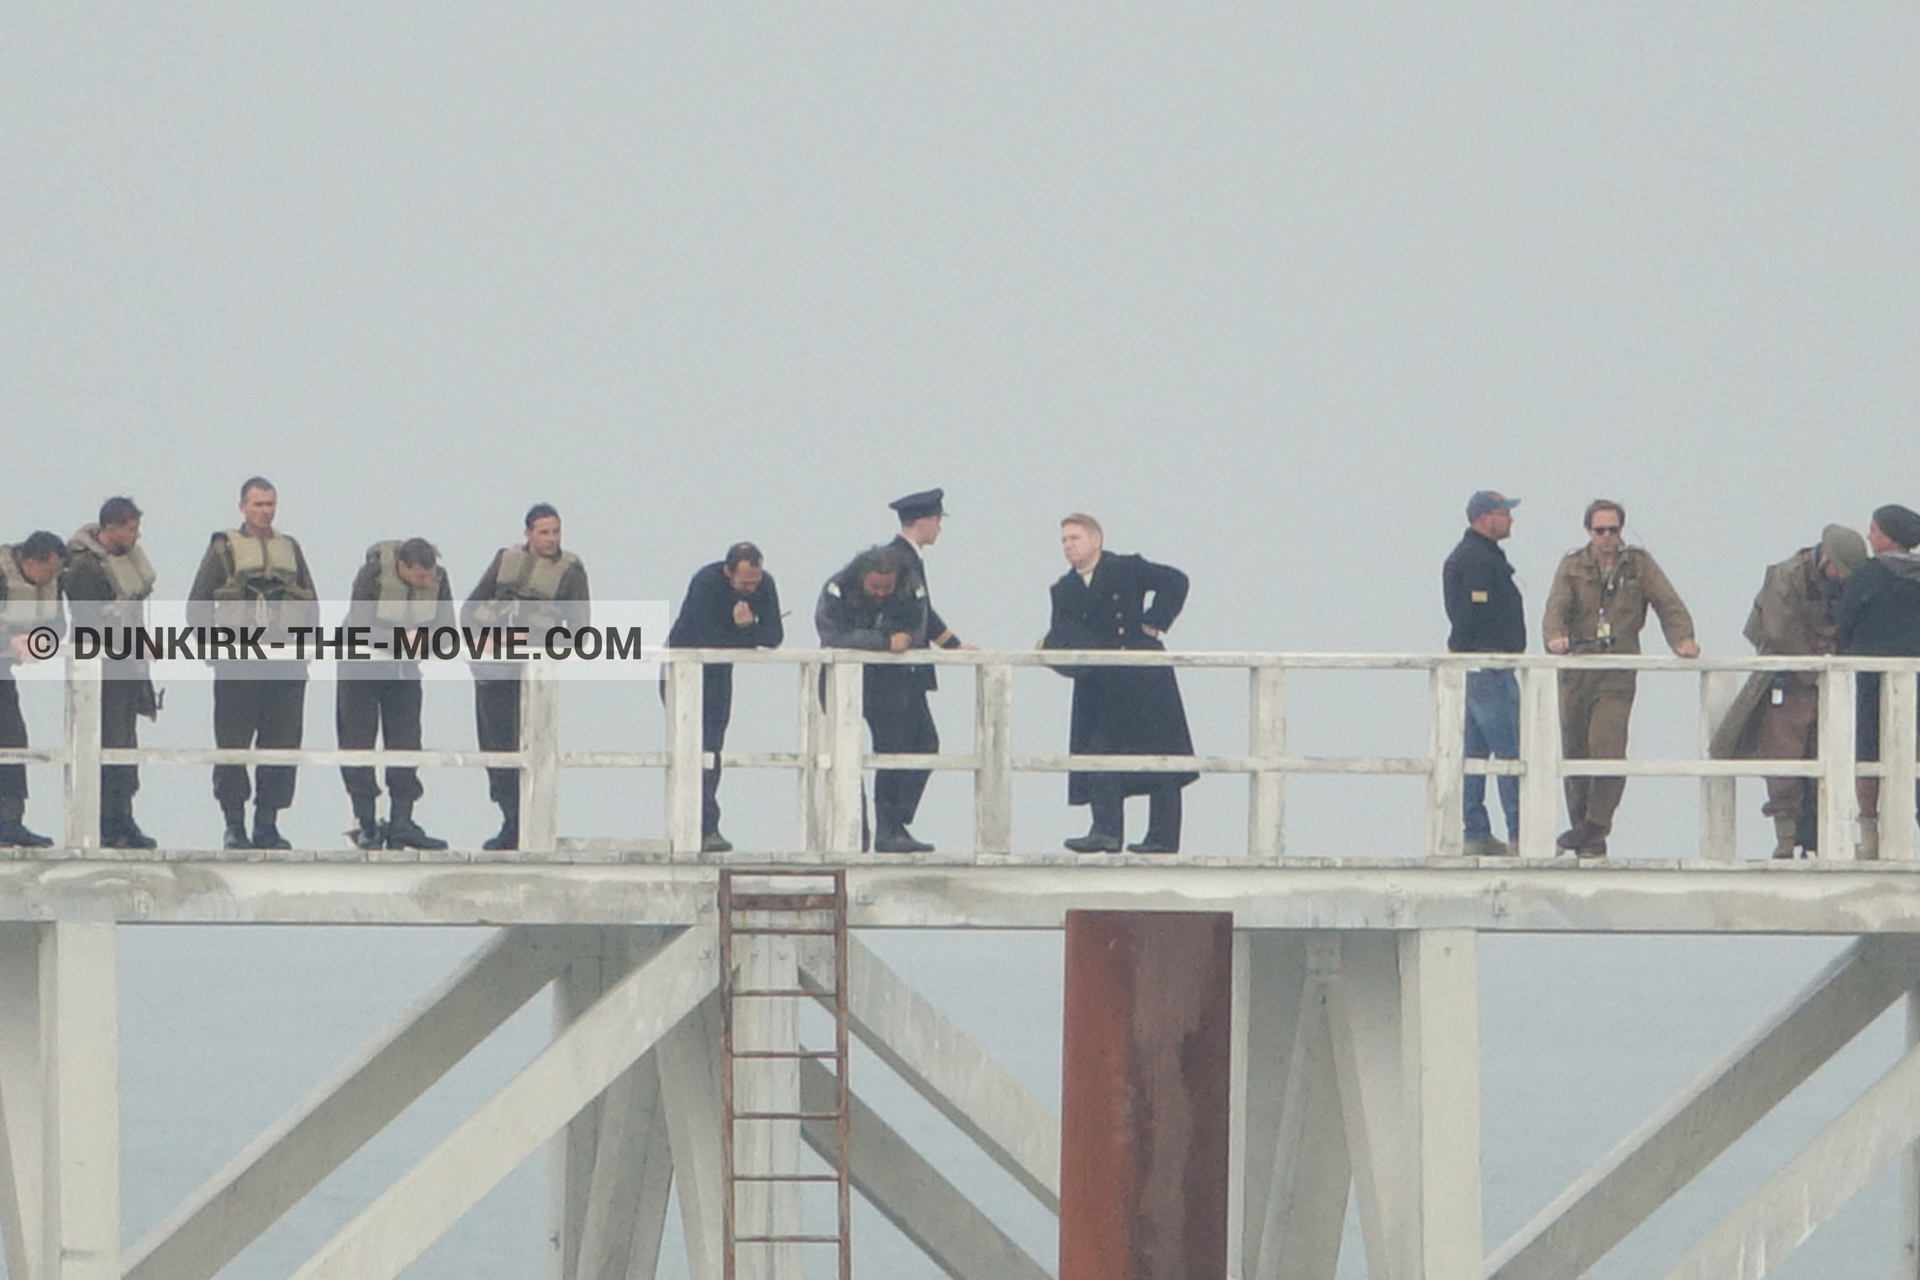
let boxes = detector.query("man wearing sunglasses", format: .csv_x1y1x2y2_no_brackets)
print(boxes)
1543,499,1698,857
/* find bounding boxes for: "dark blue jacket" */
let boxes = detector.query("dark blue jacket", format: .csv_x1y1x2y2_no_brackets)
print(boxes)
1443,530,1526,654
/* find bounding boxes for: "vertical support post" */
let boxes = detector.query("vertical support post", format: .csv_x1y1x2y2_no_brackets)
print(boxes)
1904,987,1920,1279
664,657,705,855
824,660,864,857
40,923,120,1280
798,661,823,852
1517,664,1561,858
1884,669,1918,862
64,657,103,854
1426,663,1466,858
657,996,726,1280
1399,930,1482,1280
0,924,45,1280
1699,669,1739,862
519,659,561,855
1819,666,1858,861
1248,665,1286,861
974,664,1014,856
1060,910,1234,1280
545,937,607,1280
734,933,802,1280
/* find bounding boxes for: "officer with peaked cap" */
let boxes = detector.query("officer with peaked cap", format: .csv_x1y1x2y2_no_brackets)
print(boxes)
859,488,974,852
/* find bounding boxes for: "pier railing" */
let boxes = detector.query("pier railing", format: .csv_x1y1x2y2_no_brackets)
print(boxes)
9,651,1920,862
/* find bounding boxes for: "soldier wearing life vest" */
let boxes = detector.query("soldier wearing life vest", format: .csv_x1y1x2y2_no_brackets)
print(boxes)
338,538,455,851
186,477,319,851
461,503,590,850
63,497,160,848
0,531,67,848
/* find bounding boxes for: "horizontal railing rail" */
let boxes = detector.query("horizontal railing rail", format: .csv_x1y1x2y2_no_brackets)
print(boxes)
2,649,1916,863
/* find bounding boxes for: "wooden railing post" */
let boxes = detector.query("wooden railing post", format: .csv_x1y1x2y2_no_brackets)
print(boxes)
974,664,1014,856
518,660,561,854
1818,666,1858,861
1247,664,1286,860
663,657,704,855
63,656,103,853
1883,668,1918,862
1426,662,1466,857
1517,664,1561,859
798,660,824,852
1699,670,1740,862
824,659,864,855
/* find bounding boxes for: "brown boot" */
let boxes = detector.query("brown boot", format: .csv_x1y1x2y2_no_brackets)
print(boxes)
1858,816,1881,862
1771,814,1800,860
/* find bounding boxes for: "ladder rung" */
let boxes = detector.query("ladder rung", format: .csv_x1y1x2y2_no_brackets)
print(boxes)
734,1109,843,1121
730,892,840,911
730,1172,845,1186
729,987,828,998
731,1049,842,1060
726,926,839,937
732,1234,847,1245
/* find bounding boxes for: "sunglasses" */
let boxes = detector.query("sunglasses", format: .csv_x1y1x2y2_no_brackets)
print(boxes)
1588,524,1623,535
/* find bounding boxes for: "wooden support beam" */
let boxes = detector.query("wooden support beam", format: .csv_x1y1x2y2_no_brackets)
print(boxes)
1818,666,1858,860
1325,933,1407,1280
1489,935,1920,1280
62,659,102,856
1657,1026,1920,1280
125,927,583,1280
825,661,864,856
42,923,120,1280
520,660,562,854
1516,666,1560,858
1399,930,1480,1280
663,660,704,855
1247,667,1286,860
1699,670,1739,862
1250,939,1349,1280
974,663,1014,855
655,995,726,1280
0,924,46,1280
1426,666,1466,857
798,936,1061,1210
1884,670,1918,862
1233,932,1308,1277
797,1058,1050,1280
287,926,717,1280
571,1054,673,1280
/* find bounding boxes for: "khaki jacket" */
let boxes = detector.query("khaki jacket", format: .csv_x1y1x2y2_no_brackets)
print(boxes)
1543,545,1694,656
1710,547,1841,759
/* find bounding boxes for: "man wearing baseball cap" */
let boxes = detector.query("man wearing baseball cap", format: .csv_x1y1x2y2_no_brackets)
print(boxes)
1838,503,1920,858
1443,491,1524,856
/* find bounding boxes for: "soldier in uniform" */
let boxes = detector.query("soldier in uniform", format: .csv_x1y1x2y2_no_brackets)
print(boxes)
1837,503,1920,860
814,545,935,852
63,497,160,848
339,538,455,851
0,532,67,848
1042,514,1195,853
1708,525,1866,857
1543,499,1698,858
666,541,783,852
462,503,589,851
188,477,319,850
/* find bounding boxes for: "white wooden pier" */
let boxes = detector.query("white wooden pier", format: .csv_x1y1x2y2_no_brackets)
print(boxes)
5,648,1920,1280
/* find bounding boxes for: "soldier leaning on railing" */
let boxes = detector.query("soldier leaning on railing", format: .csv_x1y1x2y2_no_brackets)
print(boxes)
1837,504,1920,860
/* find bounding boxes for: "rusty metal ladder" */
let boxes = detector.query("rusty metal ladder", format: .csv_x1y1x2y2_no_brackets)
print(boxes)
718,868,852,1280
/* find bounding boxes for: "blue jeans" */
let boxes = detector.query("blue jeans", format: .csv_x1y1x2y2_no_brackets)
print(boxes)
1464,668,1520,841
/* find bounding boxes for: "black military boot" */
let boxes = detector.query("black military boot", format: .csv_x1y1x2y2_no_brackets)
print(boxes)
222,802,251,850
251,806,292,851
102,795,156,850
872,806,933,854
385,796,447,851
0,797,52,849
482,798,519,852
349,795,385,851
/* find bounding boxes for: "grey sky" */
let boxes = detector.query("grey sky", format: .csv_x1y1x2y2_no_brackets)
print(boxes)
7,6,1918,1275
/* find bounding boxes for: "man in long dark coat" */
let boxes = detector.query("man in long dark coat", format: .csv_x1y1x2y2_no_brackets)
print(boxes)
1043,513,1196,853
